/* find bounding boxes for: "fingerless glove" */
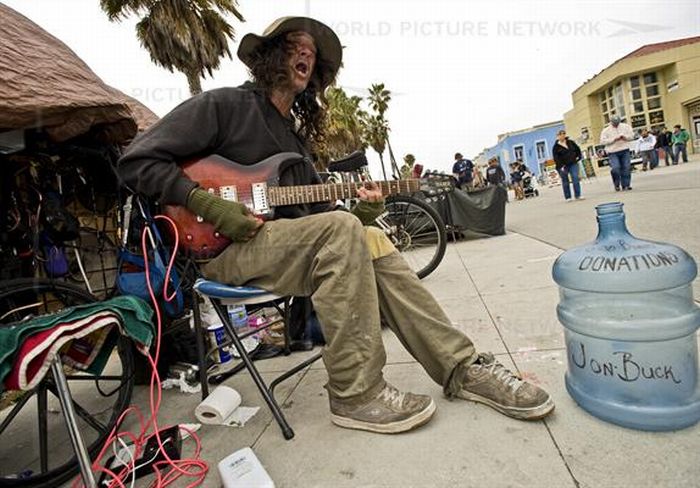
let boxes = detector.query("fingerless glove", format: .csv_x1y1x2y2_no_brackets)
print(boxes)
185,188,259,242
351,200,385,225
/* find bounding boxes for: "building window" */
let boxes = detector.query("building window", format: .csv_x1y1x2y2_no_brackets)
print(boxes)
625,71,663,130
600,82,627,125
613,83,626,119
631,114,647,129
535,141,547,161
646,85,659,97
649,110,664,125
513,145,524,162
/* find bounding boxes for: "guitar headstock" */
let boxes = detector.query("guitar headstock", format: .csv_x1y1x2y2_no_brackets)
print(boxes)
420,171,456,196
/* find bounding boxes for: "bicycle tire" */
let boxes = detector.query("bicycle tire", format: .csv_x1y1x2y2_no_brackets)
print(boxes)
0,278,134,488
383,195,447,279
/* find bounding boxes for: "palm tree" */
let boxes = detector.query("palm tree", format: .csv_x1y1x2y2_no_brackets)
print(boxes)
316,87,367,169
366,83,399,179
100,0,244,95
364,115,389,180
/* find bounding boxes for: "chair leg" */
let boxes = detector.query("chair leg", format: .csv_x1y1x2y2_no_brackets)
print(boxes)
50,359,97,488
283,297,291,356
210,299,295,440
191,292,210,400
269,352,323,399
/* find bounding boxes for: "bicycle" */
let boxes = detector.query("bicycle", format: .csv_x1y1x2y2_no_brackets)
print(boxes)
0,278,134,487
325,152,449,279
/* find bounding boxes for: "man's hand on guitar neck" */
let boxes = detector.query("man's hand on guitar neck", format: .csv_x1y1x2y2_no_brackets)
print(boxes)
186,188,263,242
356,181,384,203
351,181,385,225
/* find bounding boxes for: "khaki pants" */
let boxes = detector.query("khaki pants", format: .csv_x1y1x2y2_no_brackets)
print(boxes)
202,211,476,403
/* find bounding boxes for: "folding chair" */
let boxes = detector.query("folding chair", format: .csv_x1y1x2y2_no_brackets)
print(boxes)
192,279,322,440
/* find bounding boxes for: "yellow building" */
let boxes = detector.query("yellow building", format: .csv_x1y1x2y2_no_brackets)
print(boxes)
564,36,700,164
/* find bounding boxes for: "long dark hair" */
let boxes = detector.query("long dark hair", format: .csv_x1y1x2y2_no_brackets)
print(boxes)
246,34,336,151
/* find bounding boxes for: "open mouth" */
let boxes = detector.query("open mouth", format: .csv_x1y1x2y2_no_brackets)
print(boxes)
294,61,309,77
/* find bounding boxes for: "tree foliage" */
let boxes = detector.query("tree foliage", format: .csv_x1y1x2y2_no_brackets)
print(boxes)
100,0,244,94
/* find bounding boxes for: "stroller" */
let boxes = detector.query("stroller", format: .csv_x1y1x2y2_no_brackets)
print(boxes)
522,173,540,198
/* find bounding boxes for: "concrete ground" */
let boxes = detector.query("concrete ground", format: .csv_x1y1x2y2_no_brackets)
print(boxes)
3,158,698,487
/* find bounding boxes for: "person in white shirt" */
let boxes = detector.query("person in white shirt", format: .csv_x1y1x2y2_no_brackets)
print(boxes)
636,128,657,171
599,115,635,191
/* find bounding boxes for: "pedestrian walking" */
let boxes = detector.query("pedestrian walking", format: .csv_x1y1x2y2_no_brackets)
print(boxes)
659,126,673,166
671,124,690,164
552,129,584,201
600,115,635,191
636,128,657,171
485,157,506,186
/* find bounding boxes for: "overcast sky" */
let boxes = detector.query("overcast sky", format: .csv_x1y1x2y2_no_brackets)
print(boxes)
4,0,699,177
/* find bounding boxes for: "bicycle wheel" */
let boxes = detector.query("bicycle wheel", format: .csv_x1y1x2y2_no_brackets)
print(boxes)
382,195,447,279
0,278,134,488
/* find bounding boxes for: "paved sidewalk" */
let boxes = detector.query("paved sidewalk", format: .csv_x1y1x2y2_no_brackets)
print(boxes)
27,158,694,487
134,158,700,488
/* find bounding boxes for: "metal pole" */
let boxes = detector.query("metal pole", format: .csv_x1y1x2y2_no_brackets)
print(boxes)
50,359,97,488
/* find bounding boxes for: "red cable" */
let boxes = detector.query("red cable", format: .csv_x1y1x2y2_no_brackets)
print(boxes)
73,214,208,487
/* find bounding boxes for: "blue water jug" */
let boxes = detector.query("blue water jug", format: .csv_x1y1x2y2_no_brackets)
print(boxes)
553,202,700,431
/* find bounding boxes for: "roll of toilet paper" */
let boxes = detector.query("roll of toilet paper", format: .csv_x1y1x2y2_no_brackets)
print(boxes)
195,386,242,425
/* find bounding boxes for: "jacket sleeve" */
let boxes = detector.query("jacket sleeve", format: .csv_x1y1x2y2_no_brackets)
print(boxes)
117,92,224,206
571,140,582,160
552,142,562,165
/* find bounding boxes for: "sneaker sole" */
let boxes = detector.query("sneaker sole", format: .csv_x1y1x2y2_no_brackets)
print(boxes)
330,399,436,434
458,391,555,420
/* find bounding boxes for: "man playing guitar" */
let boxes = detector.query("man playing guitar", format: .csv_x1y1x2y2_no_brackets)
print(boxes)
118,17,554,434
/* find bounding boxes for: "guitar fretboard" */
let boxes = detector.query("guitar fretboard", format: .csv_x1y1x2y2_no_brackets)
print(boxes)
267,180,420,206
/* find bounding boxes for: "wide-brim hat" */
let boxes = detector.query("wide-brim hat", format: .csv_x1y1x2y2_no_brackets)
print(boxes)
237,17,342,78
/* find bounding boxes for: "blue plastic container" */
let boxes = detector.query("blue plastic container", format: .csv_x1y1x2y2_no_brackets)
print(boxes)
553,202,700,431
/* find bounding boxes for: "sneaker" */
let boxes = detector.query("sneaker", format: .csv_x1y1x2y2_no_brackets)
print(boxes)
614,186,621,191
623,186,633,191
329,383,436,434
576,196,585,201
456,353,554,420
565,198,572,203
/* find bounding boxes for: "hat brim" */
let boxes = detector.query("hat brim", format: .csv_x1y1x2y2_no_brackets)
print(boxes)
237,17,342,79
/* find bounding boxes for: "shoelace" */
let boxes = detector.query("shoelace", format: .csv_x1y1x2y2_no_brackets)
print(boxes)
474,355,524,393
379,385,406,409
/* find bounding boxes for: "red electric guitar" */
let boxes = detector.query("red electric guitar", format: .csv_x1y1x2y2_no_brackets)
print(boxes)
164,152,453,259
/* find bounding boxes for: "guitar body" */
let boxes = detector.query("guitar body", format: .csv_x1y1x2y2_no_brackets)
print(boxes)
163,152,303,259
163,152,447,260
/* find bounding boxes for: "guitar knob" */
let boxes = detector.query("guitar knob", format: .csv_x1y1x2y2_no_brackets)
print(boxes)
186,234,193,241
214,232,220,238
196,215,204,223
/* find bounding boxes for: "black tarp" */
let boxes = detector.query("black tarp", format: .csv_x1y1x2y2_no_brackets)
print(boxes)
428,185,507,238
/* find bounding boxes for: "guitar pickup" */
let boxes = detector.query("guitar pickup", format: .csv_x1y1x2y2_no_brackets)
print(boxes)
219,185,237,202
251,183,269,212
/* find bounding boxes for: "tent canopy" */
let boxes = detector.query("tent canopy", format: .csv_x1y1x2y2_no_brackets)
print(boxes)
0,4,158,144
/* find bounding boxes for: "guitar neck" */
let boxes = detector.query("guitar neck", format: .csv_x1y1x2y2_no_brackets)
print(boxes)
267,179,419,206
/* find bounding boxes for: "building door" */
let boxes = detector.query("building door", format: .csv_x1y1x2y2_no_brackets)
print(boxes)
688,101,700,152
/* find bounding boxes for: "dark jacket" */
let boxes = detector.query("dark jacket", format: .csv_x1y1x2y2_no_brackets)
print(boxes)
117,84,327,219
486,165,505,185
551,138,582,169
